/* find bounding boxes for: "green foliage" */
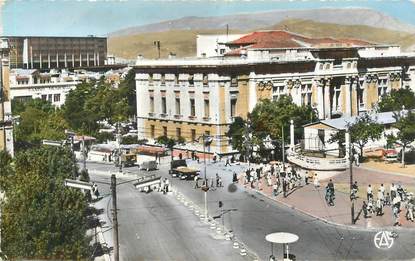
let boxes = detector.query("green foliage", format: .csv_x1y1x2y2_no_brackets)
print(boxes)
95,131,114,143
0,151,13,190
121,135,138,144
378,88,415,112
1,146,90,259
227,116,247,155
14,100,69,147
226,96,317,161
348,114,383,157
391,111,415,166
117,69,136,117
156,135,177,149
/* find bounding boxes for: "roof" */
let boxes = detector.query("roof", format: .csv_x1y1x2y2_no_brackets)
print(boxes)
304,111,398,130
226,30,374,55
11,69,38,76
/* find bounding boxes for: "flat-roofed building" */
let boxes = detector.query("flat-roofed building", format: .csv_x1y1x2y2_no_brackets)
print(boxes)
0,38,13,156
6,36,107,69
135,30,415,155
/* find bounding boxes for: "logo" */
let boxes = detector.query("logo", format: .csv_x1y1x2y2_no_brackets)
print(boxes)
374,231,394,249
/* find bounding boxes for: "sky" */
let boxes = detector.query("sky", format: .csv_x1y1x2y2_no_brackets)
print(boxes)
2,0,415,36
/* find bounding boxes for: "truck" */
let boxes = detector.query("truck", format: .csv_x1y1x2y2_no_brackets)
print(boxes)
114,153,136,168
169,159,200,180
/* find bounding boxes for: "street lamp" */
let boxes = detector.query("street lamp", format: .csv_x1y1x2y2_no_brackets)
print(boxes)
346,131,355,224
196,134,212,222
65,129,77,179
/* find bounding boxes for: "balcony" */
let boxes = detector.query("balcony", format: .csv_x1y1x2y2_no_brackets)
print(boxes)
174,114,182,119
188,115,197,120
202,116,211,122
159,113,167,118
148,112,155,117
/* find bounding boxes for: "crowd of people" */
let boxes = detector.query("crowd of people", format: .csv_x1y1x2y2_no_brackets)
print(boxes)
241,162,304,198
359,182,415,226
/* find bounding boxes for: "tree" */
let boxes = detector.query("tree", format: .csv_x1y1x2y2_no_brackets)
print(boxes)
117,69,136,117
347,114,383,160
390,111,415,167
378,88,415,112
226,116,247,155
156,135,178,162
1,146,90,259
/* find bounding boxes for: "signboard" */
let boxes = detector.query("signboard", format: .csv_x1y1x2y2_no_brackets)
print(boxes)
64,179,93,191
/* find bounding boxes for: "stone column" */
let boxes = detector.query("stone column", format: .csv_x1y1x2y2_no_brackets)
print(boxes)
64,53,67,68
317,79,324,120
72,53,75,67
324,78,331,119
351,77,358,116
94,52,97,66
87,52,90,67
48,53,50,68
30,46,33,69
248,72,257,112
345,131,350,158
345,77,351,117
39,53,42,69
56,52,59,68
79,53,82,67
290,119,294,149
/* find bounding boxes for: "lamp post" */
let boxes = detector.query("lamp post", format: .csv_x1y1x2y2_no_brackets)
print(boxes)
346,131,355,224
199,134,212,222
65,130,77,179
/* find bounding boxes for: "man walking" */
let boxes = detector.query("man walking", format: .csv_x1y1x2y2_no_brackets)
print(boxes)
225,158,231,167
367,184,373,201
194,175,199,189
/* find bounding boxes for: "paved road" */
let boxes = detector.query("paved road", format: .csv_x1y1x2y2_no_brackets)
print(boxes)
88,163,245,261
86,161,415,260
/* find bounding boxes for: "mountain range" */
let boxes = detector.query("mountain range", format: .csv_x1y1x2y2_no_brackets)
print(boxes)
108,8,415,60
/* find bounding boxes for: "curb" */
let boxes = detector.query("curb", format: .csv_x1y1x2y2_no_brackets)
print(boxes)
248,186,415,232
96,224,111,261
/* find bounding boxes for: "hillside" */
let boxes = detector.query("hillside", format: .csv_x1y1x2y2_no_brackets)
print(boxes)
108,29,241,59
110,8,415,37
108,19,415,60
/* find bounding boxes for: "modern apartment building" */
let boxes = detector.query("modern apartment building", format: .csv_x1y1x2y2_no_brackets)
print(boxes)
6,36,107,69
0,38,14,156
135,31,415,154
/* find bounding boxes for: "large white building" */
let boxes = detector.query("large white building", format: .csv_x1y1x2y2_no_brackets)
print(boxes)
135,30,415,155
196,34,246,58
9,69,81,107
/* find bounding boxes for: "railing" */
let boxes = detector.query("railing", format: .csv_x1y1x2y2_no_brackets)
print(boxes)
287,147,349,170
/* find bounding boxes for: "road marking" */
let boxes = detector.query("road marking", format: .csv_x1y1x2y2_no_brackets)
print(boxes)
374,231,394,249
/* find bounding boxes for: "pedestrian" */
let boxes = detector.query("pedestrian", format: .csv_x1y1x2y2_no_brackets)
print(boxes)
191,151,195,160
393,200,401,226
351,181,358,200
273,182,278,197
376,197,383,216
218,177,223,187
397,184,404,200
215,173,220,187
390,183,397,201
313,174,320,188
194,175,199,189
385,192,391,206
282,178,287,198
164,178,170,194
225,158,231,167
179,153,183,160
362,201,368,218
367,184,373,201
304,171,309,185
354,153,360,167
210,178,215,190
232,172,238,183
380,183,385,197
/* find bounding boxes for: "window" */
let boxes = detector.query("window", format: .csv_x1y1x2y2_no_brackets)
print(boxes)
149,97,155,113
163,126,167,137
358,80,365,109
41,94,47,101
48,94,52,102
205,130,210,137
324,63,330,70
188,75,194,85
230,99,237,117
160,74,165,84
150,125,155,138
332,85,341,112
204,99,210,118
301,84,312,106
203,74,208,86
190,98,195,117
378,78,389,98
161,97,167,114
176,128,181,139
175,98,181,115
220,49,225,55
231,76,237,87
174,74,179,85
191,129,196,142
319,63,324,70
53,94,60,102
149,74,153,83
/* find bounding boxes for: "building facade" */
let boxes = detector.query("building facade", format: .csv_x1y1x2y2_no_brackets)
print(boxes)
196,34,246,58
0,38,14,156
135,31,415,154
6,36,107,69
9,69,81,107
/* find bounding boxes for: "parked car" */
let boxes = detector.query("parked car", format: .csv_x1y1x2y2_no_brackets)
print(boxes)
139,160,158,171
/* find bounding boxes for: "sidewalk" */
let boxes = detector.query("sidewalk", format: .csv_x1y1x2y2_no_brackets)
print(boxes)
239,168,415,229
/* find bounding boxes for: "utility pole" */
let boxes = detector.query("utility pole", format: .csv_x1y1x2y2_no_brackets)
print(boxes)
201,133,209,222
281,125,285,171
244,120,251,168
347,132,355,224
111,174,119,261
117,123,122,174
